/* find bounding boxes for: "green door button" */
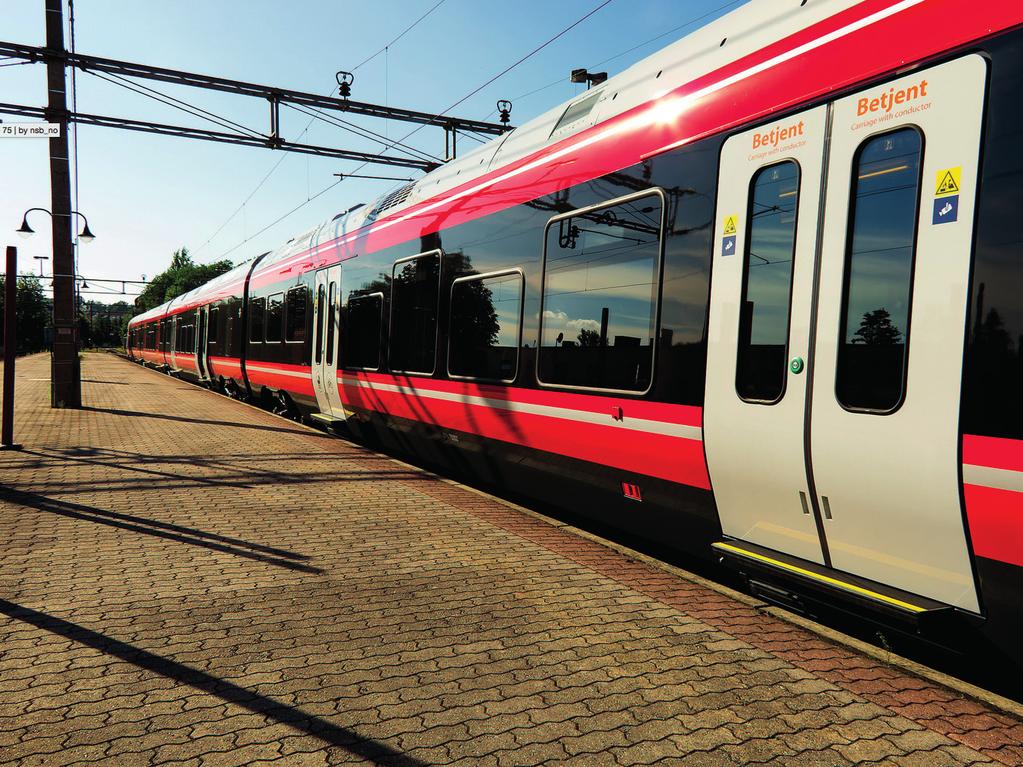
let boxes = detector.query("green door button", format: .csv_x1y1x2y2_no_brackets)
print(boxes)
790,357,804,374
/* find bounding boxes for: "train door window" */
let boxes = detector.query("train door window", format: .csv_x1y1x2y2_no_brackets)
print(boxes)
249,297,265,343
538,190,665,392
314,285,325,364
265,293,284,343
448,271,523,382
836,128,922,412
342,292,383,370
736,161,800,403
325,282,337,365
285,286,308,343
208,308,219,347
389,250,441,374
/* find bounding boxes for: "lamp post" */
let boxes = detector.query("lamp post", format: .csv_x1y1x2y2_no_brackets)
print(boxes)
17,207,95,408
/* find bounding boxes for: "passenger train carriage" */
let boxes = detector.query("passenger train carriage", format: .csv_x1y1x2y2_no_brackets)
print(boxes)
129,0,1023,678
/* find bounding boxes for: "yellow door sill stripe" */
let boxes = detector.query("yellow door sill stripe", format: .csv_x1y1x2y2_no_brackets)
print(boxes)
712,542,928,613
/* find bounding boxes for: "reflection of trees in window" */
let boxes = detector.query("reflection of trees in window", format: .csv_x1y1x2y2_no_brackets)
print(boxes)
389,252,440,374
836,128,921,412
266,293,284,343
539,192,663,391
285,287,308,342
851,308,902,345
449,270,520,381
342,293,383,370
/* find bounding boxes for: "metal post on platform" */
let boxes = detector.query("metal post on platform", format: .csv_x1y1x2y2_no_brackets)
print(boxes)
2,245,22,450
45,0,81,409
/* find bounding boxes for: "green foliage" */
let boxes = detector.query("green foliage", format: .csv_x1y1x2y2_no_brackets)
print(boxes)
78,300,133,348
135,247,233,312
0,274,51,354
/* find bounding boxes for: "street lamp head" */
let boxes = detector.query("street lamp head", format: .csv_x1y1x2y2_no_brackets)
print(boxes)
16,215,34,239
78,222,95,244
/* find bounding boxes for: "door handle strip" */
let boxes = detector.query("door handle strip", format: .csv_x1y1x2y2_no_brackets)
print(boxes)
822,495,833,519
799,491,811,515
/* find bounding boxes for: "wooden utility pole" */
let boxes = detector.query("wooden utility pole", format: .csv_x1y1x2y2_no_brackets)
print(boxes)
45,0,81,407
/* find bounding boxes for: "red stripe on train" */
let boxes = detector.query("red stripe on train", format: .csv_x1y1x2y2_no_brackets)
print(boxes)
246,367,315,397
963,433,1023,473
964,484,1023,569
343,370,702,428
341,380,709,490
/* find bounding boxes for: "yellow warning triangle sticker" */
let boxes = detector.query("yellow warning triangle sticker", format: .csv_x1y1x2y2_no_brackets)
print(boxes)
723,215,737,235
935,167,961,196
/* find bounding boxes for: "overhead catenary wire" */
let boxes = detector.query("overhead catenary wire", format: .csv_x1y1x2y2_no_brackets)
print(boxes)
283,102,442,165
194,0,449,256
85,69,266,140
210,0,615,264
483,0,745,119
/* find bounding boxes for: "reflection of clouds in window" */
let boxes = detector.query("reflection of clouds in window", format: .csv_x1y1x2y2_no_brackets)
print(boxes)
539,192,663,390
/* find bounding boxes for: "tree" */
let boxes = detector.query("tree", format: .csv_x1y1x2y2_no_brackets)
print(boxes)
851,308,902,345
577,328,601,347
0,274,51,354
135,247,233,312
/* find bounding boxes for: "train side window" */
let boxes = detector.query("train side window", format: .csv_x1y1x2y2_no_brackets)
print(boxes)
249,297,266,343
208,308,219,346
538,190,665,392
266,293,284,343
736,161,800,403
389,251,441,374
285,286,308,343
836,128,922,413
325,282,337,365
342,292,383,370
448,271,523,382
314,285,325,364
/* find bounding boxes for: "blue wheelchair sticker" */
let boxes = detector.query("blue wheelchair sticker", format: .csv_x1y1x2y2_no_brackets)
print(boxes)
721,235,737,256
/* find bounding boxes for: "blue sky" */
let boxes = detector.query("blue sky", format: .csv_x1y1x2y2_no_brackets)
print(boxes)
1,0,744,304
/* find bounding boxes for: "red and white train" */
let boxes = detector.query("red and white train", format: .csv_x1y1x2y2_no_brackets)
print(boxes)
129,0,1023,678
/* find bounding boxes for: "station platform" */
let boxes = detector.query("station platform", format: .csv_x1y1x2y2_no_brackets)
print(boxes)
0,352,1021,767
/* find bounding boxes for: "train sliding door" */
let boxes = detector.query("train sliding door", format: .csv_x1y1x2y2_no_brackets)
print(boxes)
311,266,346,422
705,106,829,564
196,305,211,382
705,55,986,611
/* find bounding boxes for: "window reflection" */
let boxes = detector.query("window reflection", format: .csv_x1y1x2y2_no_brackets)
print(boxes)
836,128,922,411
390,253,440,374
539,193,663,391
449,272,522,381
343,293,383,370
736,161,800,403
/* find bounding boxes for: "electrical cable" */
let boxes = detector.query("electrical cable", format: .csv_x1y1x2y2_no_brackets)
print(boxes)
86,70,265,139
195,0,449,256
283,102,442,164
482,0,745,119
211,0,614,263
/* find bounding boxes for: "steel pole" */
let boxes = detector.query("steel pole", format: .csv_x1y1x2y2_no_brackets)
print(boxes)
2,246,21,449
46,0,81,408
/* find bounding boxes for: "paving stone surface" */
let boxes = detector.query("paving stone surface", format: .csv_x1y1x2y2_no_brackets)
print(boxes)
0,352,1020,766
